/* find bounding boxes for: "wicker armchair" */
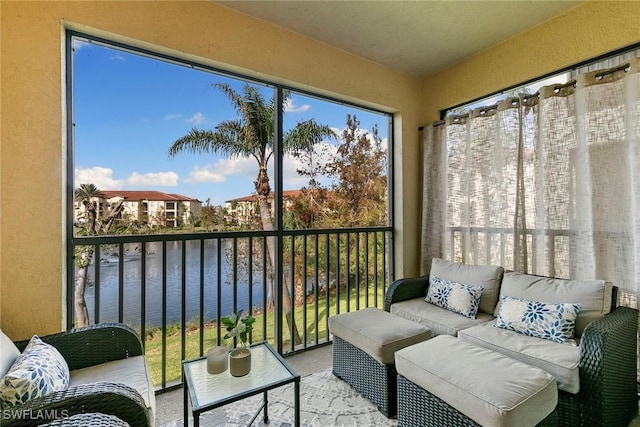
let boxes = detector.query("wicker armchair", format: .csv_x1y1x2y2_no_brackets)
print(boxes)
385,277,639,427
2,323,153,427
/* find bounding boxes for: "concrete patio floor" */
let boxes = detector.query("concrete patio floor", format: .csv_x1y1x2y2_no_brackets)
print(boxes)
155,343,640,426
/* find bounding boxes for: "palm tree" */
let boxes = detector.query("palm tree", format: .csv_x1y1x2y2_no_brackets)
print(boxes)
73,183,124,326
169,83,335,345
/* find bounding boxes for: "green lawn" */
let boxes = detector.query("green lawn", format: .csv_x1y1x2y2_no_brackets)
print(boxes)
144,285,387,386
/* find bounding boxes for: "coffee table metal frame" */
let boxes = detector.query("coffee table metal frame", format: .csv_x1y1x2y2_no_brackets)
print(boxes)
182,342,300,427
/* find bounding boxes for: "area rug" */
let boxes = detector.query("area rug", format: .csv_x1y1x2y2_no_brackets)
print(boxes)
161,368,398,427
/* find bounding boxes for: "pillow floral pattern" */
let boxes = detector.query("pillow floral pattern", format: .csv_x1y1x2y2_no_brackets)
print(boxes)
426,276,484,319
0,335,70,408
495,295,581,343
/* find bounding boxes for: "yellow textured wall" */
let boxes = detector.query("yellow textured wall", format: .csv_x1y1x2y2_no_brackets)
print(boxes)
421,1,640,124
0,1,421,339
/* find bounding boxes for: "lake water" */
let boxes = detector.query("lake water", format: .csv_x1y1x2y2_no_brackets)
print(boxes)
82,240,267,328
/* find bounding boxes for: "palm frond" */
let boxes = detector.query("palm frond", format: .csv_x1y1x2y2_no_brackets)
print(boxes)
74,183,103,201
167,128,219,158
242,85,274,149
213,83,246,117
284,120,337,153
214,121,258,158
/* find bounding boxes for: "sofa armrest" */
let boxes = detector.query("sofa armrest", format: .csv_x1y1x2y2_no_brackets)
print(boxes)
0,382,150,426
13,324,144,371
384,276,429,312
579,305,638,426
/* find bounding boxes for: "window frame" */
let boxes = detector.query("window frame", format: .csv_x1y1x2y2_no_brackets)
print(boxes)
64,29,395,328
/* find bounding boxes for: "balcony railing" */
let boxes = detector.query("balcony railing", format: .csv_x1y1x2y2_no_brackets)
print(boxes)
69,227,393,391
447,226,573,277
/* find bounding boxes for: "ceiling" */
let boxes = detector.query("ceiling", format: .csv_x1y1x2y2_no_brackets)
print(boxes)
216,1,582,78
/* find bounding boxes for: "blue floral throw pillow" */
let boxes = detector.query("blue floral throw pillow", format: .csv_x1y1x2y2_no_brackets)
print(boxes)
0,335,70,408
425,276,484,319
495,295,581,343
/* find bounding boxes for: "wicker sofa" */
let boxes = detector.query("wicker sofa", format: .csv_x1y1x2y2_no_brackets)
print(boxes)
0,323,154,426
385,258,638,427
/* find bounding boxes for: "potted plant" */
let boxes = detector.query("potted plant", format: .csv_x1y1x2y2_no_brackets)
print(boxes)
220,310,256,376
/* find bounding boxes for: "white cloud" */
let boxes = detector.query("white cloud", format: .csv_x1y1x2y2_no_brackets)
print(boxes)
282,154,307,188
284,99,311,114
214,157,256,177
186,165,226,183
75,167,179,190
186,155,311,190
163,114,182,121
75,166,123,190
187,112,205,124
125,171,178,187
110,53,126,62
186,141,340,188
186,157,256,183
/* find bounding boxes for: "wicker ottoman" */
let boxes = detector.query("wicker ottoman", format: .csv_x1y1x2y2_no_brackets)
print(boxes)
395,335,558,427
329,307,432,417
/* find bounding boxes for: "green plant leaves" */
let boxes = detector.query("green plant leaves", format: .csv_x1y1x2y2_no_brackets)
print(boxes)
220,310,255,346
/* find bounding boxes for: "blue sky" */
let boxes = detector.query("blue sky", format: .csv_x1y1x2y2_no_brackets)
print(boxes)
73,39,389,206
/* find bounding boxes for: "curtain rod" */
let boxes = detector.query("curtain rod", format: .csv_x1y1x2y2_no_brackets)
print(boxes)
596,62,631,79
419,61,632,130
426,96,536,128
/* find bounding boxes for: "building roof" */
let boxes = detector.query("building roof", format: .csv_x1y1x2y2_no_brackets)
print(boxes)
101,190,200,202
225,190,302,204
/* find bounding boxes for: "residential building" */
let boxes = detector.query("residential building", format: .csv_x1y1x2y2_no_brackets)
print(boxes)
224,190,301,225
74,190,202,228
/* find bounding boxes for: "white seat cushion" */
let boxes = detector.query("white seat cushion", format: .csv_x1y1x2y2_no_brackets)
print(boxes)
395,336,557,427
459,320,580,393
329,307,432,364
69,356,155,426
390,297,494,336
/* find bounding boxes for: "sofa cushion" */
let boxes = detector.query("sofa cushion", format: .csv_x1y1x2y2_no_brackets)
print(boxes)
328,307,432,364
496,295,580,343
430,258,504,315
69,355,155,425
459,320,580,394
0,329,20,379
426,276,484,319
395,335,557,427
496,271,612,336
0,336,70,408
390,297,494,337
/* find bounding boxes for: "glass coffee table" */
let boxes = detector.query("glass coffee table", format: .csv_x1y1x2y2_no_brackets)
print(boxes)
182,342,300,427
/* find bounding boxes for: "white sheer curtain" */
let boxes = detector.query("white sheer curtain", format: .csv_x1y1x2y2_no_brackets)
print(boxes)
421,57,640,302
